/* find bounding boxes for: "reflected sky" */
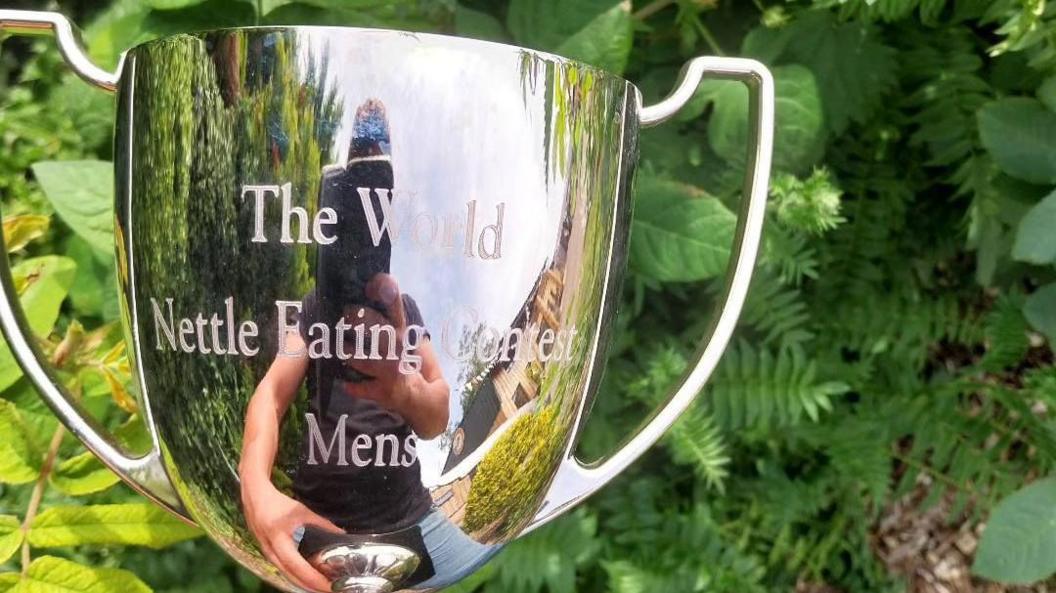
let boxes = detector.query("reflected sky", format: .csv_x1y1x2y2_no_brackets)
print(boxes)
300,33,567,483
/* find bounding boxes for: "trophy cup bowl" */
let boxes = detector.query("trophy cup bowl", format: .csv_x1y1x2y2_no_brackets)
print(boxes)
0,10,773,593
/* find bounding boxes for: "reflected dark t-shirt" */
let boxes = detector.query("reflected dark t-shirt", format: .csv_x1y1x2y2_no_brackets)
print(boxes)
292,292,433,534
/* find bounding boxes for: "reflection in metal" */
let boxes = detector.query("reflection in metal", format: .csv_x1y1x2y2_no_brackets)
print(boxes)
308,543,420,593
0,11,775,593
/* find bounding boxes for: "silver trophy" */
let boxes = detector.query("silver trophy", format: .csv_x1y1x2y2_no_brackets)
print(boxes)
0,10,774,593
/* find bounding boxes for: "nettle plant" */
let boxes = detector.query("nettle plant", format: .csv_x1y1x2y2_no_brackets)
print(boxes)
1,0,1056,592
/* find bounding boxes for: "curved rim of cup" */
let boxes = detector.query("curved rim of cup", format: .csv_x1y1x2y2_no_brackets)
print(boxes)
124,24,634,84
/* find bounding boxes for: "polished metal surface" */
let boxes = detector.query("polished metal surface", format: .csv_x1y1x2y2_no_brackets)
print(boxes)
0,11,774,593
309,543,419,593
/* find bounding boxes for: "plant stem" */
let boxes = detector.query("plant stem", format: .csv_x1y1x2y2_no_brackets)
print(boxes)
634,0,675,21
693,17,725,56
892,452,972,494
20,424,65,576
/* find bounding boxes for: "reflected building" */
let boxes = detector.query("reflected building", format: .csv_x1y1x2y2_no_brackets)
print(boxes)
431,217,573,526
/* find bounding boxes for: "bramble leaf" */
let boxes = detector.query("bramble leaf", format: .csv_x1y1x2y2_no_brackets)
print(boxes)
456,5,508,42
0,256,78,393
1039,75,1056,112
629,176,736,282
2,215,50,254
974,478,1056,583
1023,283,1056,345
0,516,23,564
1011,189,1056,264
143,0,206,9
978,98,1056,185
13,556,151,593
709,64,825,173
28,504,202,549
50,452,120,497
0,400,41,484
742,10,897,134
507,0,633,74
31,161,114,254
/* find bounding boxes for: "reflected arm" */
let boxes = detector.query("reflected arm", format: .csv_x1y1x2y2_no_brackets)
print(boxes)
239,332,309,486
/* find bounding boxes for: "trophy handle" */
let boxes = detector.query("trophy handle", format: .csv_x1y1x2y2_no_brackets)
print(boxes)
0,11,187,519
0,10,118,90
529,57,775,531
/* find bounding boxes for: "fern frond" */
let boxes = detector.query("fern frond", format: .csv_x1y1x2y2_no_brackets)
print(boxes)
981,293,1030,370
603,506,767,593
707,341,846,431
901,25,994,184
487,509,598,593
665,406,730,492
733,270,815,346
984,0,1056,70
764,226,821,286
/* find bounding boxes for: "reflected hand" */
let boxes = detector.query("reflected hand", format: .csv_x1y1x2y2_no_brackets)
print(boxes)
342,274,424,413
241,477,342,593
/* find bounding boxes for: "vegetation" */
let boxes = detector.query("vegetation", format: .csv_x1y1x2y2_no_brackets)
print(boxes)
0,0,1055,592
462,405,561,536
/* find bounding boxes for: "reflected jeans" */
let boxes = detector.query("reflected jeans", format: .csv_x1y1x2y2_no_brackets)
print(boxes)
413,508,498,590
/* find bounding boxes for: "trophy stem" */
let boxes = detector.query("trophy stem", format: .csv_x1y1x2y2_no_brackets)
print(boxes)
306,542,420,593
331,576,396,593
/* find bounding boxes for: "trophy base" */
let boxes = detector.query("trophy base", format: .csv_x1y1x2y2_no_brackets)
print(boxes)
331,576,396,593
307,542,420,593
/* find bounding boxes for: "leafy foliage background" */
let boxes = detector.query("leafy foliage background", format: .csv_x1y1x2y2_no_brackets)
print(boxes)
1,0,1056,592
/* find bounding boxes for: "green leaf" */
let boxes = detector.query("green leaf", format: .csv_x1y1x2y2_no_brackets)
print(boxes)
144,0,207,8
0,574,17,593
31,161,114,254
978,98,1056,185
64,236,119,321
49,75,117,153
1012,190,1056,264
1038,75,1056,113
15,556,151,593
2,215,50,254
0,516,23,564
28,504,202,549
0,399,41,484
84,0,155,69
974,478,1056,583
507,0,633,74
50,452,120,497
455,5,508,42
1023,283,1056,344
10,256,78,336
142,0,257,35
263,1,446,29
630,176,736,282
742,11,897,135
487,509,598,593
709,64,825,173
0,256,78,393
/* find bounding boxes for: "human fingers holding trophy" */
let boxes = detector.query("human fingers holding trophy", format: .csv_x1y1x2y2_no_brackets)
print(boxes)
0,9,773,593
